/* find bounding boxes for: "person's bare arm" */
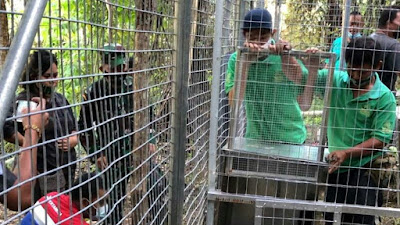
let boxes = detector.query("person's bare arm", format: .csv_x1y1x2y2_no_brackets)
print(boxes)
281,55,304,85
57,131,78,151
6,98,49,210
297,49,321,111
228,89,235,107
269,41,303,85
327,138,383,174
297,75,318,111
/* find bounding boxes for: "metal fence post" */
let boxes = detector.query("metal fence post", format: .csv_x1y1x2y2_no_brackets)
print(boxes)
0,0,48,132
274,0,282,40
256,0,265,8
333,212,342,225
339,0,351,71
206,0,225,224
169,0,192,224
236,0,247,47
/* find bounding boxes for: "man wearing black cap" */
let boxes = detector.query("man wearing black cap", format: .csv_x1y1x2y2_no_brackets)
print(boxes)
225,8,313,144
78,43,134,224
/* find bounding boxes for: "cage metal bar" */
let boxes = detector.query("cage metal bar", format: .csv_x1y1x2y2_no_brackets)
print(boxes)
206,0,224,223
169,0,192,224
237,47,336,58
274,0,282,40
339,0,351,71
228,47,336,163
254,203,263,225
0,0,48,132
210,189,400,220
255,0,264,8
227,47,245,149
318,53,336,162
333,213,341,225
235,0,247,47
256,199,399,223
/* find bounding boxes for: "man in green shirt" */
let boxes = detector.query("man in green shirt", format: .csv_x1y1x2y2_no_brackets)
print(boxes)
225,8,316,144
309,37,396,224
325,11,364,70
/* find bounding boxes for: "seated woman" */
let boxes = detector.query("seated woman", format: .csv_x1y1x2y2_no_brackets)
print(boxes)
20,172,108,224
2,50,78,204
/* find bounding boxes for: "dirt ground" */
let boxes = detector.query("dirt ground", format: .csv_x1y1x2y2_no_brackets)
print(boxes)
0,204,19,225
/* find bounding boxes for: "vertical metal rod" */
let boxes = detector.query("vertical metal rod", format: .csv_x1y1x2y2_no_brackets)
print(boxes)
0,0,49,132
206,0,225,222
169,0,192,224
235,0,247,47
333,212,342,225
274,0,282,40
318,54,336,161
256,0,265,8
339,0,351,71
206,200,216,225
208,0,224,196
228,50,245,149
254,202,263,225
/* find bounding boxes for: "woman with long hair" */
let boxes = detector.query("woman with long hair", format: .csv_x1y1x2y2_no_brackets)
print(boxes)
3,50,78,203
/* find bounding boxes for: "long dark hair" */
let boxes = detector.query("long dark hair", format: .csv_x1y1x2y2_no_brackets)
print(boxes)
21,50,58,95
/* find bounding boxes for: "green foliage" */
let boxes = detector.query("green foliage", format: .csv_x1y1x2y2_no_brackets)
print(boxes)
304,98,324,142
282,0,329,50
304,115,322,126
3,141,16,154
282,0,400,50
358,0,396,35
3,0,175,139
33,0,111,116
304,97,324,125
309,97,324,111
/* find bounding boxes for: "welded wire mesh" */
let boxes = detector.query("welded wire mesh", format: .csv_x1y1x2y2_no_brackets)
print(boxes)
0,0,173,224
3,0,400,225
212,0,400,225
183,1,216,224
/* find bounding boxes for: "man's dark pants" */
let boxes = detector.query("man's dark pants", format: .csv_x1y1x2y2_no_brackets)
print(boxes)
325,168,382,225
105,147,131,225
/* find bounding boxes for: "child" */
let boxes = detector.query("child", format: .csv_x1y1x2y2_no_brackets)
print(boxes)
225,8,315,144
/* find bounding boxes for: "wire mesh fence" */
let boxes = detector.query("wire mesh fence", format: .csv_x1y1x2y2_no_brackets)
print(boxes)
0,0,175,224
211,0,400,225
183,0,215,224
2,0,400,225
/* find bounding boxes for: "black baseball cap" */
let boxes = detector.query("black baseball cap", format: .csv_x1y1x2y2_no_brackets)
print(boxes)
101,43,127,68
243,9,273,30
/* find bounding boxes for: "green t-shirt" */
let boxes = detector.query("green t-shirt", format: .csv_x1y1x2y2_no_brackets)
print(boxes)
225,52,308,144
324,37,345,70
317,69,396,172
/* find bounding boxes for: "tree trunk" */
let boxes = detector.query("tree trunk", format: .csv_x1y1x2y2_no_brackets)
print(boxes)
106,0,113,43
325,0,342,46
0,0,9,72
132,0,155,224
